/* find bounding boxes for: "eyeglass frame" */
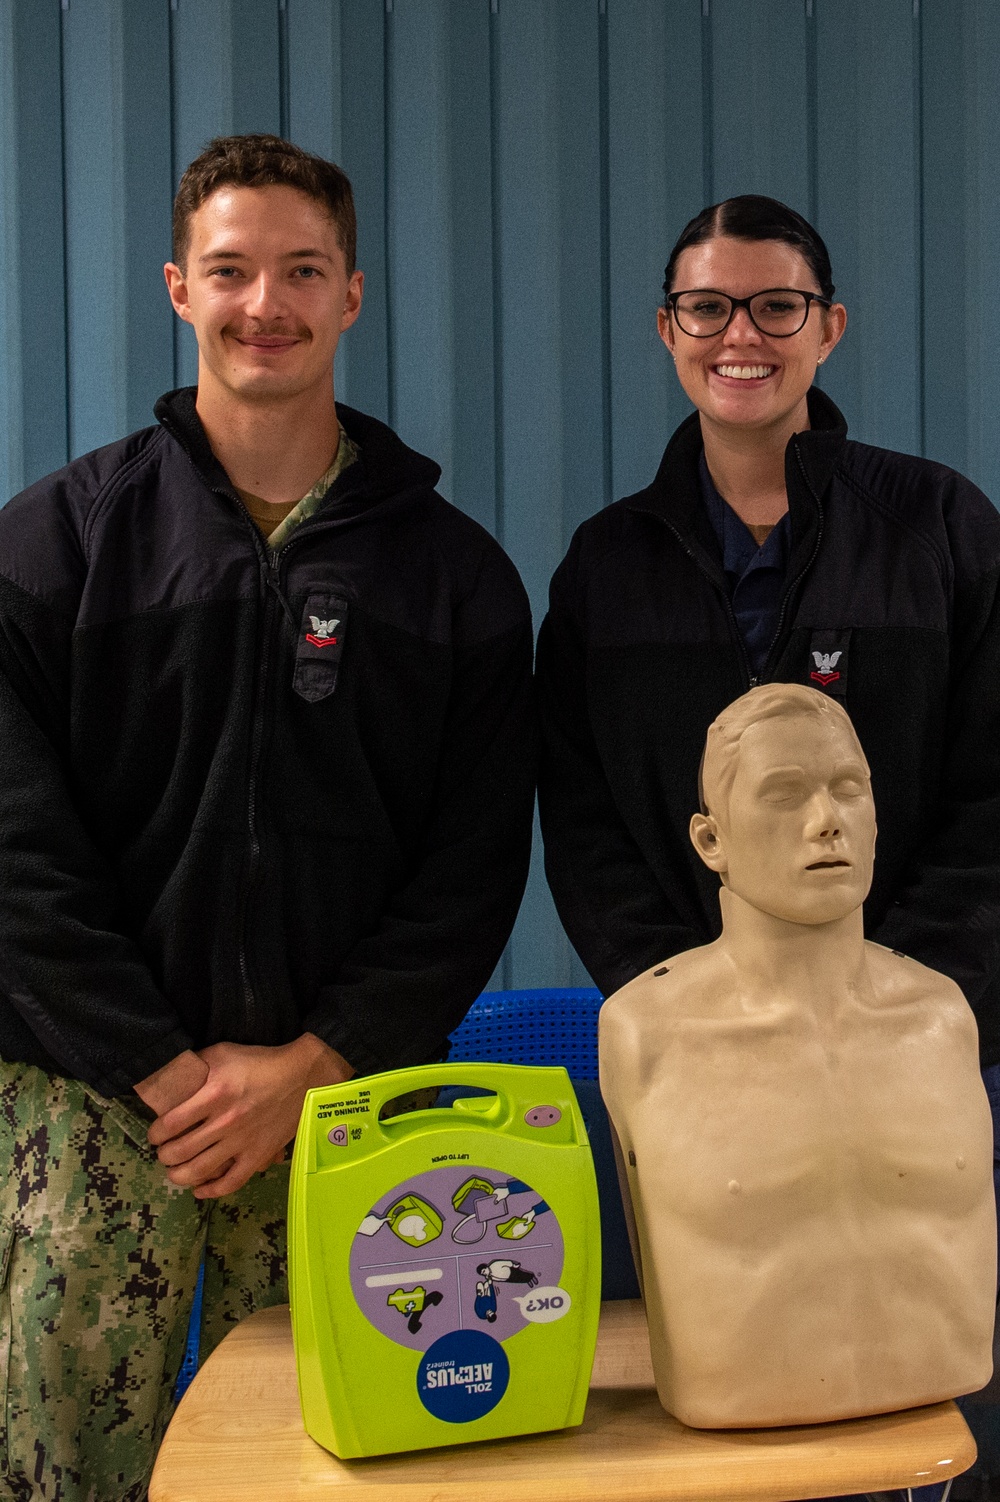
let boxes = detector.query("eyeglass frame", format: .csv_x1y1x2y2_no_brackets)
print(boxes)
664,287,833,339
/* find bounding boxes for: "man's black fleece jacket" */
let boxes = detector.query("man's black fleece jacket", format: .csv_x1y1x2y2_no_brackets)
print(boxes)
0,390,535,1096
537,389,1000,1067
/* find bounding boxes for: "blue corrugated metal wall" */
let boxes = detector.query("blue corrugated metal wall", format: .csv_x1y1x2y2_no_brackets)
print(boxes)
0,0,995,988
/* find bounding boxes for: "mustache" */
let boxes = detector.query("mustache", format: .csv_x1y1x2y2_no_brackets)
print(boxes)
227,324,308,339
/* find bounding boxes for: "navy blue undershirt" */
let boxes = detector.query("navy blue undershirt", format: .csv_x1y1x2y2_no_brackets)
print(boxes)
698,450,790,677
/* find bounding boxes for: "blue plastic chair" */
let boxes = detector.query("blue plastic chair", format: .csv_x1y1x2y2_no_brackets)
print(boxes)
448,987,640,1301
174,1257,205,1401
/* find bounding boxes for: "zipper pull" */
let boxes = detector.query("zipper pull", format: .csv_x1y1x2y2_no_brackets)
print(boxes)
265,561,299,633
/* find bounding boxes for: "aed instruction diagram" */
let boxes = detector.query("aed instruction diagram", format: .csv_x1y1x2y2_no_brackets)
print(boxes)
349,1162,569,1352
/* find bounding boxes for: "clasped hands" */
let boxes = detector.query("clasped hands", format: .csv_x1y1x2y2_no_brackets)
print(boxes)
133,1034,354,1199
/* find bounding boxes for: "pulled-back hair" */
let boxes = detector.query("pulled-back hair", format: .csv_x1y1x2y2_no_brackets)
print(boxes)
663,195,835,302
172,134,356,273
698,683,866,819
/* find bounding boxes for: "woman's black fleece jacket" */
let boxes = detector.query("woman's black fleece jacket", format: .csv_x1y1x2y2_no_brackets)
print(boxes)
537,389,1000,1067
0,389,535,1096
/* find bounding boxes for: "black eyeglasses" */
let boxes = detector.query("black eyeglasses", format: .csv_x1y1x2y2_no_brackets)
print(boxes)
666,288,832,338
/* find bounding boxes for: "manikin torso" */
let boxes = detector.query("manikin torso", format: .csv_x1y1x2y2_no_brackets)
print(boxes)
599,690,996,1428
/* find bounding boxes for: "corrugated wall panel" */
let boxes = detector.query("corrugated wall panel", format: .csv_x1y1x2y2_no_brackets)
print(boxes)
286,0,344,164
2,0,1000,991
337,0,389,421
121,2,176,433
493,0,606,620
384,0,498,531
958,0,1000,499
438,0,498,537
230,0,282,134
60,1,175,451
814,0,921,454
492,0,607,989
607,0,705,502
0,0,69,500
385,0,496,528
921,0,971,481
62,0,127,455
922,0,1000,498
709,0,810,210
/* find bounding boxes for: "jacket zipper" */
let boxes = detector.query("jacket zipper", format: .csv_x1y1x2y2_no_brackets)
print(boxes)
758,438,825,680
188,452,367,1031
652,519,757,688
211,481,371,1030
650,436,826,690
226,494,364,1027
208,485,276,1034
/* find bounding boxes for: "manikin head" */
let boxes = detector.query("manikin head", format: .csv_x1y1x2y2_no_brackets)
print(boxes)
690,684,876,927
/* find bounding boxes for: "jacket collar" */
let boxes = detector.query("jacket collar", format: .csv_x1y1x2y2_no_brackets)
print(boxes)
154,387,235,494
626,385,848,545
153,387,442,519
792,386,849,497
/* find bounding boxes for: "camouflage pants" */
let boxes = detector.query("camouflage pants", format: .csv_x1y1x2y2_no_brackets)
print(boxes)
0,1062,291,1502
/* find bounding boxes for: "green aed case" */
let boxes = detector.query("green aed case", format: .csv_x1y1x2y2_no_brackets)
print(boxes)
288,1062,601,1459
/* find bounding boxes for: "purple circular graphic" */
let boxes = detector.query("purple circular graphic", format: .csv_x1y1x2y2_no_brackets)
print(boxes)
349,1163,564,1351
417,1329,509,1422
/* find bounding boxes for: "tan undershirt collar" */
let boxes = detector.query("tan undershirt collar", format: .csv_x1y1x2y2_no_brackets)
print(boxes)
237,490,298,541
235,428,361,549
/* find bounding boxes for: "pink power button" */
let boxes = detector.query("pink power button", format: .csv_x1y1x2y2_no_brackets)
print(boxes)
524,1105,562,1127
328,1125,348,1146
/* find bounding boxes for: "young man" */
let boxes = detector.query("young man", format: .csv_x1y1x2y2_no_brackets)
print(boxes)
0,135,533,1501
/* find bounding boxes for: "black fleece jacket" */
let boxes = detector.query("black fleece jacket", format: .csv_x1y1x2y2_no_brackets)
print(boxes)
537,389,1000,1066
0,389,534,1095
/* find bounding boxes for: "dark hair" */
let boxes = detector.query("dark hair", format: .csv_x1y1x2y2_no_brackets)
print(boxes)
663,195,835,302
172,134,357,274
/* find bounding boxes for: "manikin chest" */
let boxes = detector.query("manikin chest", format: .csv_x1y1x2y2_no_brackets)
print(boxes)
620,1014,988,1241
601,994,996,1426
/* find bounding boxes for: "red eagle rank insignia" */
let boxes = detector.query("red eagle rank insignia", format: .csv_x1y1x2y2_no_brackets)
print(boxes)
305,614,340,649
809,649,841,687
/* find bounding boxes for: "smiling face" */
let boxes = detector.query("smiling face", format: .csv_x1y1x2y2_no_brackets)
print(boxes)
163,183,363,409
658,236,846,441
693,711,876,927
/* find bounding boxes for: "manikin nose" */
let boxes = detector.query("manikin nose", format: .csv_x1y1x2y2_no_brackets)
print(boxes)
805,792,840,840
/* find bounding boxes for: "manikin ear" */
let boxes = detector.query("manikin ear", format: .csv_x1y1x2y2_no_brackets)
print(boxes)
689,811,728,876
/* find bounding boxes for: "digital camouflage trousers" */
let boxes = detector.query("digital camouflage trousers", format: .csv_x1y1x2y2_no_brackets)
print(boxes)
0,1061,291,1502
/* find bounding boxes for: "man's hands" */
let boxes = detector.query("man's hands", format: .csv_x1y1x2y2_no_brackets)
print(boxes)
134,1049,210,1116
140,1034,354,1200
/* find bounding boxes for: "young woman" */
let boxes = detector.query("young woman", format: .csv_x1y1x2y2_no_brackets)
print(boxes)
536,197,1000,1092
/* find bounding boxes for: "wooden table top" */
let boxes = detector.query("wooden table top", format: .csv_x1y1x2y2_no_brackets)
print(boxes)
150,1300,975,1502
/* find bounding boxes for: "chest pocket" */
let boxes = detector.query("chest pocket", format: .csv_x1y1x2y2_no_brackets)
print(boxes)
294,593,349,703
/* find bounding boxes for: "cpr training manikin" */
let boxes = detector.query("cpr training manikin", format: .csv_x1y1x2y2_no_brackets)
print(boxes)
599,683,995,1428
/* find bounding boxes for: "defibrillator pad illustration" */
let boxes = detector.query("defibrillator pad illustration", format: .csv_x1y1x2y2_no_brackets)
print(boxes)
350,1163,566,1352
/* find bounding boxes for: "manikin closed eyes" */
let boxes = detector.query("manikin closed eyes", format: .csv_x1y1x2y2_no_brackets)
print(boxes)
599,683,995,1428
